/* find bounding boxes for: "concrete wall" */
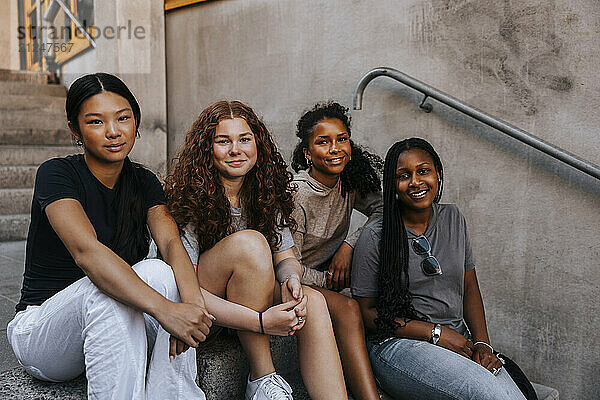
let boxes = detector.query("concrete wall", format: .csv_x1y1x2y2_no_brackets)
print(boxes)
0,0,22,70
165,1,600,398
60,0,167,175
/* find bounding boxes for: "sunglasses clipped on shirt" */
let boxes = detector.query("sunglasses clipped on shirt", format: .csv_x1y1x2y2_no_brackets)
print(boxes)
411,235,442,276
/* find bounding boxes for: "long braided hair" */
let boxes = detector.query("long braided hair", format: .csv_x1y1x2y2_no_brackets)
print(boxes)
375,138,444,336
291,101,382,196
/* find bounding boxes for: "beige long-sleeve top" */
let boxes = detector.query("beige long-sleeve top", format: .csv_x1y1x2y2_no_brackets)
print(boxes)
291,169,383,287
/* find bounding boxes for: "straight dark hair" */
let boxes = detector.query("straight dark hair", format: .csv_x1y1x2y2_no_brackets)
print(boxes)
376,138,444,336
66,73,149,265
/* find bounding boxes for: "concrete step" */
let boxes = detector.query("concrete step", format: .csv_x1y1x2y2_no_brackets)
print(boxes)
0,81,66,97
532,383,560,400
0,189,33,215
0,335,309,400
0,332,560,399
0,128,73,146
0,94,65,112
0,369,85,399
0,70,55,85
0,214,29,241
197,334,309,400
0,166,38,188
0,109,67,131
0,146,78,166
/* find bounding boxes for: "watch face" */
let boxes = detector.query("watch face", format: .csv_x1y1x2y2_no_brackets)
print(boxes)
431,324,441,344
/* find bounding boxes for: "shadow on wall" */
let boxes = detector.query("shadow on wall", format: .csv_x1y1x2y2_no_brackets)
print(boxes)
424,98,600,199
410,0,575,116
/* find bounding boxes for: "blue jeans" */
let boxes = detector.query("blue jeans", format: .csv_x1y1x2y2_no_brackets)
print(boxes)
367,337,526,400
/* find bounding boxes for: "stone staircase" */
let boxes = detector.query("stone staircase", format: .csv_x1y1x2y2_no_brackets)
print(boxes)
0,69,76,242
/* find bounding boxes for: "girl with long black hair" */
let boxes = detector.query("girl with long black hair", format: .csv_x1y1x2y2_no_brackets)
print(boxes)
6,73,211,398
6,74,298,399
351,138,526,399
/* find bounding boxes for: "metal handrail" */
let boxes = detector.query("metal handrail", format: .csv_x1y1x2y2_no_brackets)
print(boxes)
353,67,600,181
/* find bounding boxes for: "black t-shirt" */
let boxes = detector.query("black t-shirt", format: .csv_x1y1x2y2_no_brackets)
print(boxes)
16,154,165,312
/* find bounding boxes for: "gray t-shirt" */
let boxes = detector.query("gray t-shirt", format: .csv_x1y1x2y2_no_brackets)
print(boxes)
181,204,294,264
351,203,475,333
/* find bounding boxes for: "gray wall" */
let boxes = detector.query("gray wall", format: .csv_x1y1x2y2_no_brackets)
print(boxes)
165,1,600,398
1,0,22,70
60,0,167,175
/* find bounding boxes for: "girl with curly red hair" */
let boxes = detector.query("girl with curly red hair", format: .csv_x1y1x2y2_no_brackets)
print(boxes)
164,101,347,400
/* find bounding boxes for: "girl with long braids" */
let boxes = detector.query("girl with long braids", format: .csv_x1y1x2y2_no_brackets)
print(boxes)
164,100,347,400
351,138,526,399
290,101,382,399
6,73,214,398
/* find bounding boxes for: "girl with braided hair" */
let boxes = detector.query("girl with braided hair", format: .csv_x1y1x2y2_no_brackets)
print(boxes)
351,138,526,399
290,101,382,399
165,100,347,400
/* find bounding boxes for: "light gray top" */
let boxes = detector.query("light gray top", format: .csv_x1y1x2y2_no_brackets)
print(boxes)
351,203,475,333
181,204,294,264
291,169,383,287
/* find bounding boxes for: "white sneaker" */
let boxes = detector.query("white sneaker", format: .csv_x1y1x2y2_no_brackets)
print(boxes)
245,372,293,400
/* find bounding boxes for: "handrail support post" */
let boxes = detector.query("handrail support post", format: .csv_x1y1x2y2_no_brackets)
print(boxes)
419,95,432,113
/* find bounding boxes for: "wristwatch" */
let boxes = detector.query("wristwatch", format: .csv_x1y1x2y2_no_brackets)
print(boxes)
430,324,442,345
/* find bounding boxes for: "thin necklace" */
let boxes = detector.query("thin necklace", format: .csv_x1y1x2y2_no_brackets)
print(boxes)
405,207,434,235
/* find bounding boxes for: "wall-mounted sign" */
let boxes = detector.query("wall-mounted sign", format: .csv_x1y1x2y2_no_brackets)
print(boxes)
165,0,212,12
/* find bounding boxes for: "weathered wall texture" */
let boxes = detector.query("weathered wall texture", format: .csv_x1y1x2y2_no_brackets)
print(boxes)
60,0,167,175
166,1,600,398
0,0,22,70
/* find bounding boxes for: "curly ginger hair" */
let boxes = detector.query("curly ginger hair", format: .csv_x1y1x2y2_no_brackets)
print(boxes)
164,101,296,259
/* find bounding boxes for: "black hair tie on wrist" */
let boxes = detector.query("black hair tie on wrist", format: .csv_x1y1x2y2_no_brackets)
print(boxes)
259,311,265,334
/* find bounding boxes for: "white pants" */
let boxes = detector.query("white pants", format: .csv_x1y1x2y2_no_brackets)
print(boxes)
7,259,206,400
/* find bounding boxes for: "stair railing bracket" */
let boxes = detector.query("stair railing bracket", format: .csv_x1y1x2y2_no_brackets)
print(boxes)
419,95,432,113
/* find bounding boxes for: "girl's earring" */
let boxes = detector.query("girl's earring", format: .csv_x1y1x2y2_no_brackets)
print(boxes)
75,139,83,146
306,158,312,166
395,192,399,200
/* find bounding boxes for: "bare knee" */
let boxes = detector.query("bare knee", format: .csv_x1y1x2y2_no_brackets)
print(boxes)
227,230,271,260
304,286,329,316
227,230,274,279
334,296,363,328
